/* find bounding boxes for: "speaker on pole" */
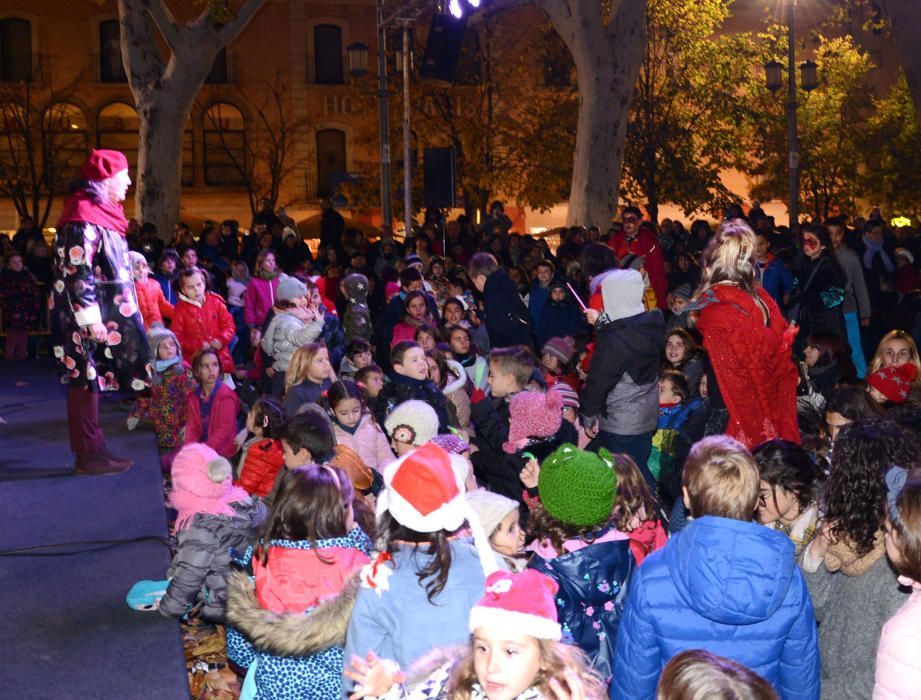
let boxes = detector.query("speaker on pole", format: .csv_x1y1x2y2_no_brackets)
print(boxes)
423,147,456,209
419,14,468,86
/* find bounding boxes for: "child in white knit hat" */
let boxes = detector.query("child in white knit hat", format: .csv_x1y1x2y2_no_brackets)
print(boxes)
466,489,528,572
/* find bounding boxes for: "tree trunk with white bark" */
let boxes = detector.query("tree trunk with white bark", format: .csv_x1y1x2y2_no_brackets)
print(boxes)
532,0,646,228
118,0,265,238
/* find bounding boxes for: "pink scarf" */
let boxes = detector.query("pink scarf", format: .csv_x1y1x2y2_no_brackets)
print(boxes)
57,190,129,235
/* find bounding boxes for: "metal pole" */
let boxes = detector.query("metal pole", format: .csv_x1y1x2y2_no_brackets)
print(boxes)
402,21,413,239
377,0,393,228
786,0,799,231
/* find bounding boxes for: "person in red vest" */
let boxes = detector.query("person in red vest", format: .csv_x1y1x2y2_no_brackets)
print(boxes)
608,206,668,310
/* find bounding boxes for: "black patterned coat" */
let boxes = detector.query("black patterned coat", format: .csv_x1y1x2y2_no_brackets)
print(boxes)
50,222,149,391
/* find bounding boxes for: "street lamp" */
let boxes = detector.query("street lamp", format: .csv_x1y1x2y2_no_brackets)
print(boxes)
347,42,369,78
763,0,818,231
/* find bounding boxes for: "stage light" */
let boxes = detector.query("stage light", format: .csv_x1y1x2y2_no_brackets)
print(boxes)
448,0,463,18
468,0,481,6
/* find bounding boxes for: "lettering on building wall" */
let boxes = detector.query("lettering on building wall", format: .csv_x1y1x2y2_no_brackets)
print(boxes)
323,95,358,117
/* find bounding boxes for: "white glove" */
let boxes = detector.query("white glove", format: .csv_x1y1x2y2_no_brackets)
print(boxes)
127,416,140,431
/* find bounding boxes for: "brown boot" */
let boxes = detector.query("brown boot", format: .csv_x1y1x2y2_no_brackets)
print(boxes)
74,452,131,476
99,445,134,468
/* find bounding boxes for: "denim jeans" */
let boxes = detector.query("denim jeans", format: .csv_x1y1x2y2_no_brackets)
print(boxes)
598,430,656,490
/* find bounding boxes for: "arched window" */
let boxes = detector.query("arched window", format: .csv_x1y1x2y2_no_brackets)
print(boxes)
541,27,573,88
44,103,88,190
97,102,139,172
98,20,127,83
203,103,245,186
313,24,344,84
0,18,32,82
316,128,346,198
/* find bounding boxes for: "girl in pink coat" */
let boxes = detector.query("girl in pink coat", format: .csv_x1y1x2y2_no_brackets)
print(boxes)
325,380,394,472
874,467,921,699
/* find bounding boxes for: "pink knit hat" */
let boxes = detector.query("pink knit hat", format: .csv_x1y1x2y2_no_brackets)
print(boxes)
79,149,129,181
503,390,564,453
168,443,250,532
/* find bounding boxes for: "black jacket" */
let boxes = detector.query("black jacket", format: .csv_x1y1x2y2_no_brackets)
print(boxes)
373,373,450,435
481,270,534,350
581,310,665,436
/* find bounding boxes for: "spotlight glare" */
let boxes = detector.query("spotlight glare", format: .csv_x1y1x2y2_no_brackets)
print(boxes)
468,0,481,6
449,0,463,18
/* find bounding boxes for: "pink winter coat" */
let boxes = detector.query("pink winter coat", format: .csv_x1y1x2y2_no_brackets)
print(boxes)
244,276,280,328
333,417,394,471
874,578,921,699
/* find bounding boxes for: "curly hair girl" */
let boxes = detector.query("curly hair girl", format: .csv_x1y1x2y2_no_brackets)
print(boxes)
825,419,918,556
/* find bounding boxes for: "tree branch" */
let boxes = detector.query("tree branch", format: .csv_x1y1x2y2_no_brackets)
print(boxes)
217,0,266,44
143,0,181,51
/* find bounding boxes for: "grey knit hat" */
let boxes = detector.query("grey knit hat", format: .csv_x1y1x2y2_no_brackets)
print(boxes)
276,274,308,302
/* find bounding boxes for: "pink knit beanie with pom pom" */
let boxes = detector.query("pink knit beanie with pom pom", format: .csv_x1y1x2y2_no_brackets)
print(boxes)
168,443,250,532
503,390,564,454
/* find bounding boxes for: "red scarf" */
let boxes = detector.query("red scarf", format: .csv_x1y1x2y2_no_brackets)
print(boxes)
57,190,129,235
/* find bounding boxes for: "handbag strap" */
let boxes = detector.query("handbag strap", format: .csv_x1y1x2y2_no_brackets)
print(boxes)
798,259,824,296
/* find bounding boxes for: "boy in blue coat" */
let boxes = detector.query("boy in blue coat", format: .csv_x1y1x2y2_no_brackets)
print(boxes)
612,435,820,700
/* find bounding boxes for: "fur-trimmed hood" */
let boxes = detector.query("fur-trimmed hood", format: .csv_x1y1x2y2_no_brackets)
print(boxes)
225,569,360,657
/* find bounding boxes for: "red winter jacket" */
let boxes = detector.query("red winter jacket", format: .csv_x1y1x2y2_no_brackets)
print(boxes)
185,382,240,458
171,292,236,371
609,227,668,310
236,438,285,497
135,276,173,329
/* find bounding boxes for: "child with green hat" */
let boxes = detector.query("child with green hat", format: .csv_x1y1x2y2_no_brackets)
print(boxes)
525,444,636,693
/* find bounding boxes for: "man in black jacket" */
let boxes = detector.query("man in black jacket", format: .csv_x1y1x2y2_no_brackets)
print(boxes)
469,252,534,351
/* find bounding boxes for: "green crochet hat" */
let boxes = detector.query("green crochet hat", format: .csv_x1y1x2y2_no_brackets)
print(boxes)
537,444,618,527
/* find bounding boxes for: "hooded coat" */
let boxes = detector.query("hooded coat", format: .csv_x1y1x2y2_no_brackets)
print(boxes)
342,273,373,343
612,516,820,700
581,271,665,436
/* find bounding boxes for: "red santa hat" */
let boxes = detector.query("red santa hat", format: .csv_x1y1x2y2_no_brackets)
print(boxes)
376,442,498,575
79,149,129,181
867,363,918,404
468,570,562,640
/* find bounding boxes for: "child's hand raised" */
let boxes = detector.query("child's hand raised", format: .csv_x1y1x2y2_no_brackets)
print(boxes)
346,651,404,699
585,308,600,325
520,456,540,489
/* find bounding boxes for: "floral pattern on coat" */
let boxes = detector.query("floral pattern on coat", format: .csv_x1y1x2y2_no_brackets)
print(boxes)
129,361,195,450
50,222,149,391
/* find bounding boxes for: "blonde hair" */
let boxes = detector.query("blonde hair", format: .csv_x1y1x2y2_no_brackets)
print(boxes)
692,219,758,302
285,342,327,393
657,649,778,700
683,435,759,520
446,638,607,700
867,330,921,384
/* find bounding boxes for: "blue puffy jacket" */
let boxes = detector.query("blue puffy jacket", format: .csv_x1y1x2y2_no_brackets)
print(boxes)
612,516,820,700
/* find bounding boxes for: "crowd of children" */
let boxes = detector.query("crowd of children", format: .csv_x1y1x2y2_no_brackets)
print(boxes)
12,201,921,699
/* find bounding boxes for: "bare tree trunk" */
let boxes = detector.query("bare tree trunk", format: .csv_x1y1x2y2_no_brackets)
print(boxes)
533,0,646,228
118,0,265,238
884,0,921,118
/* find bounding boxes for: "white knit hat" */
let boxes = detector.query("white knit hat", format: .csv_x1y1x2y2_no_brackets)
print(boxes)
276,274,308,302
384,400,439,446
466,489,519,538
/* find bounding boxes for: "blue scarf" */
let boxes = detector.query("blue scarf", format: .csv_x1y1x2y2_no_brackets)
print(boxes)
862,234,895,273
